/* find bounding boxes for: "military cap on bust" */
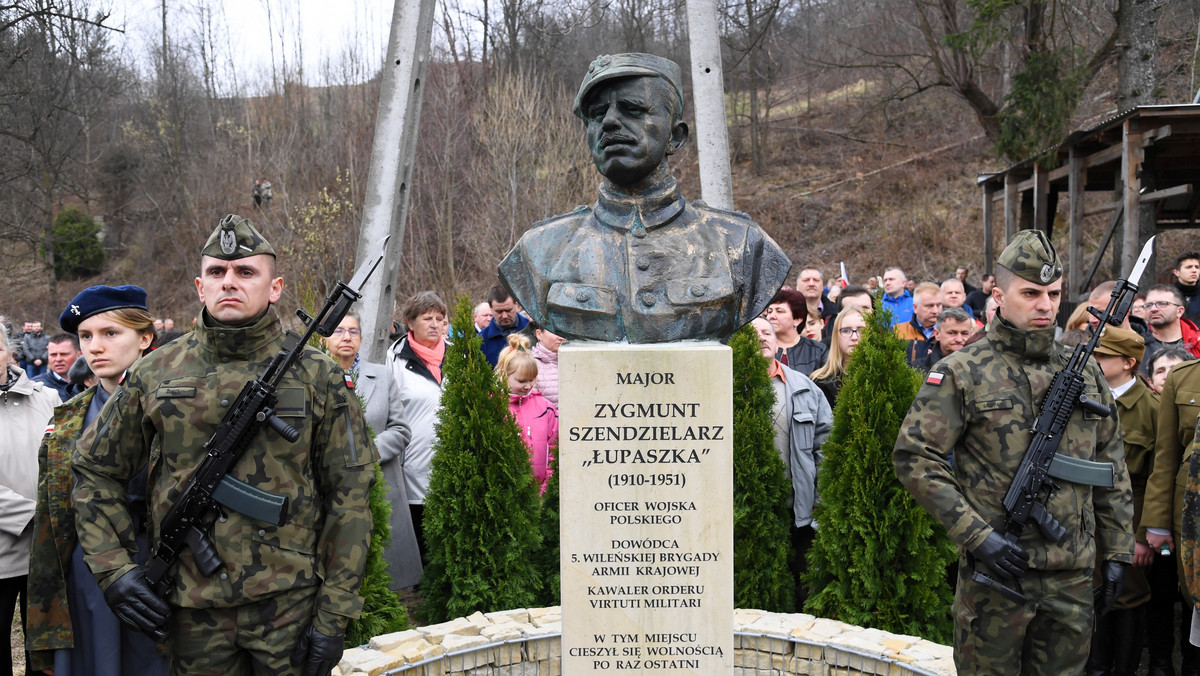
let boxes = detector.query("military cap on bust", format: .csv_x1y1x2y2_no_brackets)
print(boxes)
997,229,1062,285
201,214,276,260
60,284,148,335
573,53,685,120
1095,326,1146,363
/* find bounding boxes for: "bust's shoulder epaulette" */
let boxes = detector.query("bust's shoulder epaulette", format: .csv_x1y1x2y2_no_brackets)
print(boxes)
529,204,591,230
689,198,755,223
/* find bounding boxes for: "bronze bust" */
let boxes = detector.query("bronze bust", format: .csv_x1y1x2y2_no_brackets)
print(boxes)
498,53,791,343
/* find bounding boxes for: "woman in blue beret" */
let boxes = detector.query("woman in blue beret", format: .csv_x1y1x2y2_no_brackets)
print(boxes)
25,285,167,676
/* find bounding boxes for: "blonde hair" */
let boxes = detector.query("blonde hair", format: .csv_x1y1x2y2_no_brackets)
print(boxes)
94,307,158,355
810,308,865,382
495,333,538,382
1064,302,1092,332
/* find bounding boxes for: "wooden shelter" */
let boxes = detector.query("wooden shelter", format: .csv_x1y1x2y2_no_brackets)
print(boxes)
978,104,1200,303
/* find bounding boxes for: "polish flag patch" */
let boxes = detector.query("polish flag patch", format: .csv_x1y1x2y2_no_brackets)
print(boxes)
344,373,355,389
926,372,944,386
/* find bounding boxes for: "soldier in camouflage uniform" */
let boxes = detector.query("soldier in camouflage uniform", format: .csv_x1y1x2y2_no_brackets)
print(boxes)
72,215,377,676
893,230,1133,675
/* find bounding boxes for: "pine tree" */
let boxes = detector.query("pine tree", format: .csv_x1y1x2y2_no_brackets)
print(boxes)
802,302,955,642
730,323,795,611
418,296,543,622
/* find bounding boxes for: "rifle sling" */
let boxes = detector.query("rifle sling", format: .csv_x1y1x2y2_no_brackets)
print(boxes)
1047,453,1114,488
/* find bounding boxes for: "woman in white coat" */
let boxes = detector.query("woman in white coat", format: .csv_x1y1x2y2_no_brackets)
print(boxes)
0,325,60,676
387,291,448,562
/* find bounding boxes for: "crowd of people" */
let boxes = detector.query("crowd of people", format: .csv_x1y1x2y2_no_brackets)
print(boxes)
6,227,1200,676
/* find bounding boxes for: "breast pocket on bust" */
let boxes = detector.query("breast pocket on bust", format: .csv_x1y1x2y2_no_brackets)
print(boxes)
547,282,620,341
664,278,736,308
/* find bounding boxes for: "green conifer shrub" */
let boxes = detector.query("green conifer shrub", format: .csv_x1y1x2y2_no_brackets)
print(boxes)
346,461,410,646
536,453,561,606
50,207,105,280
802,302,955,642
730,323,795,612
418,296,543,622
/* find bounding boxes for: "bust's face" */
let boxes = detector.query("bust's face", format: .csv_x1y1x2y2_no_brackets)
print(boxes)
582,76,679,186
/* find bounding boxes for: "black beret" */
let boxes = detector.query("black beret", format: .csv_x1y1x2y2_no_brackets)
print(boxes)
60,285,149,335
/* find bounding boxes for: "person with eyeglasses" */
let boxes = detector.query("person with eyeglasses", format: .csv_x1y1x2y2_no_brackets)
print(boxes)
1142,285,1200,363
810,308,867,409
322,310,422,591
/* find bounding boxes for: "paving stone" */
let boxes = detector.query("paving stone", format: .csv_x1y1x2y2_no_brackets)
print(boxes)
737,633,793,654
880,638,912,654
370,628,426,652
481,623,524,641
486,609,531,625
734,608,766,628
420,617,477,644
338,647,375,673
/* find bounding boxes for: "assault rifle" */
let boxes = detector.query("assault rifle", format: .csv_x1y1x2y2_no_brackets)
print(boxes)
971,236,1154,603
144,238,388,598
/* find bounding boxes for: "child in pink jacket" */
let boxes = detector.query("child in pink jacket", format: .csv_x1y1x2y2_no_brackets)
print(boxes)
496,334,558,493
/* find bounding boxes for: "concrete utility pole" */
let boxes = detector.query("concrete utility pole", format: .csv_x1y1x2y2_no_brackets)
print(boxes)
685,0,735,211
355,0,437,363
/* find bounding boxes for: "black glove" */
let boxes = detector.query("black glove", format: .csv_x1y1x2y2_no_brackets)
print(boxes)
102,567,169,642
291,623,344,676
970,531,1030,582
1095,560,1129,617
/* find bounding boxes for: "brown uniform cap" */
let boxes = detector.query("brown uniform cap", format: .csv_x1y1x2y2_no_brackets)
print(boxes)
201,214,276,260
1094,326,1146,363
997,230,1062,285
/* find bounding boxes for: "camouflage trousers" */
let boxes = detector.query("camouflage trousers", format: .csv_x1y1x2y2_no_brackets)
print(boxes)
167,586,318,676
953,561,1093,675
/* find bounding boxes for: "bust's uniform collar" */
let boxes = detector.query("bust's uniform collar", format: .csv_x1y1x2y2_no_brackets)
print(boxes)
594,176,685,234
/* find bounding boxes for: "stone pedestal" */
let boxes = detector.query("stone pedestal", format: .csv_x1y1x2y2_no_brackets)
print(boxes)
559,342,733,675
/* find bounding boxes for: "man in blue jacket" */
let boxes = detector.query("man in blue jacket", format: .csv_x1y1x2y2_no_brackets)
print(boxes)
480,285,529,366
881,267,913,327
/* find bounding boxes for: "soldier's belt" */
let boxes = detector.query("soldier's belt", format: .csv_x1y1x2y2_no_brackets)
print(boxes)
212,476,289,526
1047,454,1114,488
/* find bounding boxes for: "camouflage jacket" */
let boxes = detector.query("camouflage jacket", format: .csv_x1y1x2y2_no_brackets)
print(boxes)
72,309,377,636
25,386,95,671
892,315,1133,570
